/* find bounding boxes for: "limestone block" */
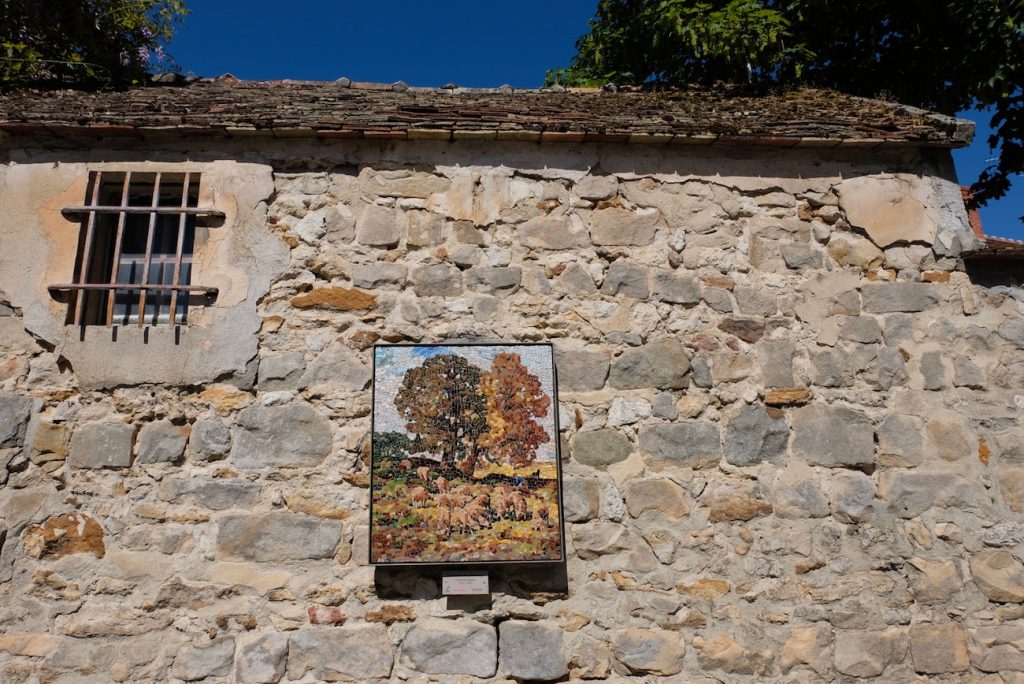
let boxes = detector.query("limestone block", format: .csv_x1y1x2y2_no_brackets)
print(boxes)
830,470,877,523
607,397,651,427
833,628,908,677
287,625,393,680
879,471,990,518
554,346,609,391
0,391,32,447
998,317,1024,349
611,628,685,676
498,620,568,681
837,176,936,247
0,634,63,657
651,269,701,305
600,261,649,299
909,623,970,674
652,392,679,420
1000,468,1024,512
448,244,480,268
969,625,1024,672
640,421,721,469
355,204,401,247
363,169,449,198
406,210,444,246
571,634,613,679
294,209,326,244
781,624,832,674
411,263,463,296
970,550,1024,603
399,618,497,677
172,637,235,682
877,414,923,467
827,232,884,270
838,315,882,344
953,355,986,389
781,242,824,269
156,479,261,511
189,419,231,461
907,558,962,605
136,420,189,464
771,464,830,518
861,282,938,313
701,481,773,522
571,521,636,559
351,263,408,289
257,352,305,390
562,476,600,522
692,634,773,675
609,340,690,389
575,174,618,200
69,423,134,469
921,351,949,390
554,263,597,294
216,513,342,562
758,339,795,388
298,342,370,392
623,479,691,518
323,204,355,242
570,429,632,469
723,404,788,466
590,207,660,246
864,347,909,390
734,284,778,316
519,215,589,250
465,266,521,298
231,404,332,469
791,404,874,468
26,419,69,460
234,632,288,684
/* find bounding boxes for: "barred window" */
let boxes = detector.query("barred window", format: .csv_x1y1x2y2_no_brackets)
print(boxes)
50,171,222,327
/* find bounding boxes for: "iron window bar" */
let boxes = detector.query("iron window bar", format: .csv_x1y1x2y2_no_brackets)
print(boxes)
50,170,219,328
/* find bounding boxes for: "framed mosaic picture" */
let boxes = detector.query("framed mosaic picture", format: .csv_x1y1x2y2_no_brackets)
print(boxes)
370,342,564,565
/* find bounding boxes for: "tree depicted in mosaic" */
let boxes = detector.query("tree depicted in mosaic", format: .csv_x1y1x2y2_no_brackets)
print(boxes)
478,352,552,468
394,354,488,473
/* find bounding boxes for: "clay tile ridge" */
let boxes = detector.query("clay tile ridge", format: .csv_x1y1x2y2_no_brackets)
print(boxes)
0,77,975,147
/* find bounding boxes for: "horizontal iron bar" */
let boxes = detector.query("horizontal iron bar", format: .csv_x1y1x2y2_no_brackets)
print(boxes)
61,205,224,218
48,283,218,294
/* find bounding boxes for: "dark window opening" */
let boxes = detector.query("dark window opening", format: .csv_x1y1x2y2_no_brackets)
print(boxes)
51,171,221,327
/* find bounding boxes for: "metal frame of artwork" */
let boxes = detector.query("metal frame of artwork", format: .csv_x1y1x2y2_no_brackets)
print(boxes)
369,342,565,566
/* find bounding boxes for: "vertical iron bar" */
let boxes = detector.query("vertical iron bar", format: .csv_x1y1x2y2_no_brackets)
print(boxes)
104,172,132,326
137,172,161,328
73,171,103,326
167,172,191,326
73,167,103,323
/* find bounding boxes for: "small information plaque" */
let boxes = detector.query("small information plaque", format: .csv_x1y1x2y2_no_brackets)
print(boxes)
442,573,489,596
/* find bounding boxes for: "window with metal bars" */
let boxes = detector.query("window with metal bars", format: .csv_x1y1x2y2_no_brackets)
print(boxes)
50,171,222,327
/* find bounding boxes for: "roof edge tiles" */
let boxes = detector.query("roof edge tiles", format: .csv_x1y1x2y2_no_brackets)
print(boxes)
0,78,975,148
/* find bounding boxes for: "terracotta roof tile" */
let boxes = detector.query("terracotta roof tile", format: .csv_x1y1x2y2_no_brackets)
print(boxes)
0,79,973,147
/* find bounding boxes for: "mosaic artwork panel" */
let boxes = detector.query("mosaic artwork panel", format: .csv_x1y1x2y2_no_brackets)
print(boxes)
370,343,563,564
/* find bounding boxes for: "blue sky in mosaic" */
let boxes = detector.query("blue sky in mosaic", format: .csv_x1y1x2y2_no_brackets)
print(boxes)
373,345,558,462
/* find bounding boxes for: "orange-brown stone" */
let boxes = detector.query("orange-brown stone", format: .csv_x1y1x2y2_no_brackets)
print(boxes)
677,578,731,601
764,388,812,406
365,604,416,624
290,286,377,311
23,513,105,559
922,270,951,283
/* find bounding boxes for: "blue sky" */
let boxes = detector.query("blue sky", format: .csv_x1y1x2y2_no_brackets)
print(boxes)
170,0,1022,240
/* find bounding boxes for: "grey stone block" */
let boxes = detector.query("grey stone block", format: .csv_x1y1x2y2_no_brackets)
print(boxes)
216,513,342,561
136,420,188,464
791,404,874,468
287,625,393,680
189,419,231,461
571,429,632,469
400,618,497,677
861,282,938,313
554,347,610,391
609,340,690,390
0,391,32,447
723,405,788,466
69,423,134,469
499,621,568,681
640,421,721,469
257,352,306,390
231,404,332,469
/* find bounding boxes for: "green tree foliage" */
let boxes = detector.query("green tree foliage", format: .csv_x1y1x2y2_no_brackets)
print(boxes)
0,0,188,88
552,0,1024,218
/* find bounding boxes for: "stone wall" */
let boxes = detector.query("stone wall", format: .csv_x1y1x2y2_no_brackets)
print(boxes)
1,140,1023,682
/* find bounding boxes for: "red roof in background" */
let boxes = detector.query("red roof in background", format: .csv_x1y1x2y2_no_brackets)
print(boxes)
962,186,1024,259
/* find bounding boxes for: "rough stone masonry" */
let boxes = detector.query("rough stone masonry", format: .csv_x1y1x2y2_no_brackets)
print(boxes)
0,83,1022,682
